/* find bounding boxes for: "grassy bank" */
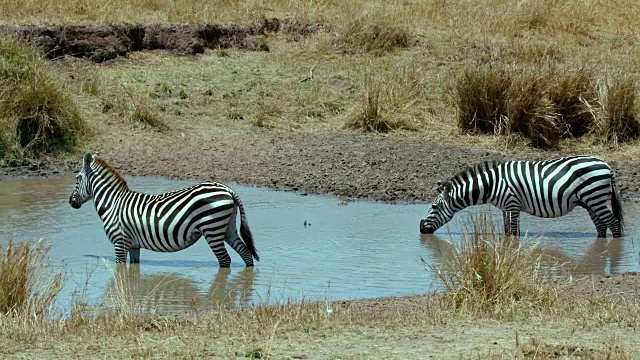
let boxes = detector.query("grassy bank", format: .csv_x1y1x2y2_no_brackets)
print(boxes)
1,1,639,164
1,217,639,358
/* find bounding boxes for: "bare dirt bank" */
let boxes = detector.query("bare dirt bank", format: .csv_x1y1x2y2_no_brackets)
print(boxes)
2,130,640,205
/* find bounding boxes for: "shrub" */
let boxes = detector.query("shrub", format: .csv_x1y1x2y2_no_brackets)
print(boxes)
454,66,511,135
596,77,640,145
0,36,87,160
427,213,562,317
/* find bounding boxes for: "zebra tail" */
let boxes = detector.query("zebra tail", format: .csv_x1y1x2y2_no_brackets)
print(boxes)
231,190,259,261
611,175,624,235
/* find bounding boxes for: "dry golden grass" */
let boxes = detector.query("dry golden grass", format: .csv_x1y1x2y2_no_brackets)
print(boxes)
0,239,62,315
452,64,638,149
131,102,167,131
596,77,640,145
507,73,560,149
330,10,410,56
2,0,640,158
454,66,511,135
427,213,565,319
343,66,424,133
547,68,597,138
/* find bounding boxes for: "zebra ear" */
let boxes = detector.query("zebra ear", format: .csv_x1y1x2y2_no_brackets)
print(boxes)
442,182,452,201
83,152,93,170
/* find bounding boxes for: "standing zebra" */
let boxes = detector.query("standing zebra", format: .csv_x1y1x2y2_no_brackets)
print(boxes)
419,155,624,238
69,152,259,267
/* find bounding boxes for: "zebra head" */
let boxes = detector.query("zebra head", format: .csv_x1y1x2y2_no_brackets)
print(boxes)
420,181,455,234
69,152,94,209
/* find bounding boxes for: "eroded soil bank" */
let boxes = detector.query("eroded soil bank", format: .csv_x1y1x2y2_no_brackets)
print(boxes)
0,19,320,62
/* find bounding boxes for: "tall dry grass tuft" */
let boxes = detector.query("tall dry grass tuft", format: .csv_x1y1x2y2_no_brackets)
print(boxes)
506,72,560,149
547,68,598,138
453,64,638,149
331,11,411,56
0,36,87,160
596,78,640,145
343,70,421,133
131,102,167,131
428,213,563,318
0,239,63,315
454,66,511,135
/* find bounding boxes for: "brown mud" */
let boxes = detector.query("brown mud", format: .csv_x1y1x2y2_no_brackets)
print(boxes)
2,131,640,206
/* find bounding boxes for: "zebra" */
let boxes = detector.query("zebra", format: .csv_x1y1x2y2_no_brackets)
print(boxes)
419,155,624,238
69,152,259,267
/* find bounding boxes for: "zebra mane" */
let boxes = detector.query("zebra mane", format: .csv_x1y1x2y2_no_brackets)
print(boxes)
443,160,503,189
92,157,128,186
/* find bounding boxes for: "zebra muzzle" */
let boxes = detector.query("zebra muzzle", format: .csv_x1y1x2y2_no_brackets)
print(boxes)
69,196,81,209
419,220,435,234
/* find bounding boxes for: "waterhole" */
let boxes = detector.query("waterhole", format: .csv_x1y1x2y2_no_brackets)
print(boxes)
1,176,638,315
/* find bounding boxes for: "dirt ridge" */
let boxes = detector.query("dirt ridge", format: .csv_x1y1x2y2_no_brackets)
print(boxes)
0,19,321,62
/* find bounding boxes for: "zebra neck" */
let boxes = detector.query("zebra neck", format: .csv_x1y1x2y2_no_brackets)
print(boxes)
454,173,497,208
91,178,130,218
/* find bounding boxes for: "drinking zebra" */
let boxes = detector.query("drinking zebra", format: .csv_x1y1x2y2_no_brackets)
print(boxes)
419,155,624,238
69,152,259,267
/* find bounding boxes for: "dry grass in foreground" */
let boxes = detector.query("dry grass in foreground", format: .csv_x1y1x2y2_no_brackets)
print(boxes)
0,239,62,315
426,213,565,319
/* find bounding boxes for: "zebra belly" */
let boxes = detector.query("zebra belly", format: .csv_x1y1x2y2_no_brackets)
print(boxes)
521,200,578,218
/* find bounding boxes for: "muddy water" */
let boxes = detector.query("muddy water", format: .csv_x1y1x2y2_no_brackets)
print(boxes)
1,176,639,315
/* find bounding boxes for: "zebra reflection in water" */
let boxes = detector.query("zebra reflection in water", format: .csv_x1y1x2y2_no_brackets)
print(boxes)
103,266,256,315
420,231,625,276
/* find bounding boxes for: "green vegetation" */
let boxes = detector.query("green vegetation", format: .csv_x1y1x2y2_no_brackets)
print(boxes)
0,37,87,161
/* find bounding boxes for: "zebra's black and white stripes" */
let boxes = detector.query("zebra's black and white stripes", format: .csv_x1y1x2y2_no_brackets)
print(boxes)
69,152,259,267
419,155,624,238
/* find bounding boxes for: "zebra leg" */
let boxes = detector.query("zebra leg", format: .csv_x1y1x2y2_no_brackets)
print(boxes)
205,233,232,268
225,235,254,267
502,210,520,237
113,239,129,264
584,200,622,238
578,202,607,238
128,248,141,264
224,217,254,267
